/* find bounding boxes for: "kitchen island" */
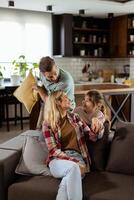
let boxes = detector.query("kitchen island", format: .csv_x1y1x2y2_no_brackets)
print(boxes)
75,83,134,128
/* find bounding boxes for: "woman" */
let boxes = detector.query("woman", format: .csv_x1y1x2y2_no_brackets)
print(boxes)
42,91,103,200
74,89,110,135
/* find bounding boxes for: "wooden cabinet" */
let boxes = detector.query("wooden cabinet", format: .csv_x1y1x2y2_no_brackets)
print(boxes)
110,14,134,58
127,14,134,57
52,13,134,58
52,14,73,57
110,15,128,58
52,14,110,58
72,16,110,57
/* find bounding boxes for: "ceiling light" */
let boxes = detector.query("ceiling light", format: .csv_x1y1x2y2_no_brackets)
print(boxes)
46,5,52,11
8,1,14,7
79,9,85,15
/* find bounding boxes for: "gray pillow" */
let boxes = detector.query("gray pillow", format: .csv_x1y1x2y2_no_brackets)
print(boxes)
15,136,51,176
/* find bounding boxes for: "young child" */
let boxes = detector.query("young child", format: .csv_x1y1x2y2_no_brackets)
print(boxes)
74,89,109,135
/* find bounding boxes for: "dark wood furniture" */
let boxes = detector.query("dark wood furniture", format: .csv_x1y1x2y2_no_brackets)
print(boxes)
53,13,134,58
110,14,134,58
110,15,128,57
52,14,110,58
0,84,29,131
4,86,23,131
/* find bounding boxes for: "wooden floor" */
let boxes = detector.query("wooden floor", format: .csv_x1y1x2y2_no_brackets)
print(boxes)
0,122,29,144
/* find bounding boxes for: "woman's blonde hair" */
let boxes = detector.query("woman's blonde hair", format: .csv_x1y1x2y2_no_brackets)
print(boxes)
43,91,64,131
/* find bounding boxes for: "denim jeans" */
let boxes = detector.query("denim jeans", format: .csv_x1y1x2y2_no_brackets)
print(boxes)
49,150,85,200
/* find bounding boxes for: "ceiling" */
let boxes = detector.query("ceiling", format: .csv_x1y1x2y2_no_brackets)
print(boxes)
0,0,134,17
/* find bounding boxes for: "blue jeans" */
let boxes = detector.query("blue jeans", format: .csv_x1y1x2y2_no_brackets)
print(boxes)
49,150,85,200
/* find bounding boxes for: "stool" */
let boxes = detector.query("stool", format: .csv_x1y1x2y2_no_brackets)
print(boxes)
5,86,23,131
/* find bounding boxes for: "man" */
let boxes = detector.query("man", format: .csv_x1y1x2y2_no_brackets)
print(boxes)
33,56,75,129
34,56,75,109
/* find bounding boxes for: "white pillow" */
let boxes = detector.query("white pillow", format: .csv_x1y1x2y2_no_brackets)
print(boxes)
15,136,51,176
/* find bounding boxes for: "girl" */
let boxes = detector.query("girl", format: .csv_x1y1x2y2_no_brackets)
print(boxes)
74,89,109,135
42,91,103,200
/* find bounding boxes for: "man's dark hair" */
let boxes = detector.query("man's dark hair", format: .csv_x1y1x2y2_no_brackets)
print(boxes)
39,56,55,72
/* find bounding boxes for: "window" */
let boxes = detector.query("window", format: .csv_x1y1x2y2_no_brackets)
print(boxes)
0,8,52,78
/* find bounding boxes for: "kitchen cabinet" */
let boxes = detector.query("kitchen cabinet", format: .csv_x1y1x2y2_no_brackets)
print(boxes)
52,14,110,57
52,14,73,57
110,14,134,58
72,16,110,57
127,14,134,57
53,13,134,58
110,15,128,58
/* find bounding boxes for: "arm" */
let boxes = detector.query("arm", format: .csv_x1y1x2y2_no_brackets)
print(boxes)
75,113,99,142
91,117,104,139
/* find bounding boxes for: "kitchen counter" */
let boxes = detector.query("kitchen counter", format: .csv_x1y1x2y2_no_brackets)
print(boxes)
75,83,134,95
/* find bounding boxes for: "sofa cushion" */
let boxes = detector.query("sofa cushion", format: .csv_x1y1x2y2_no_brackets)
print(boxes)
106,121,134,175
13,71,38,113
87,121,110,171
8,176,60,200
8,172,134,200
0,130,42,152
83,172,134,200
15,136,51,176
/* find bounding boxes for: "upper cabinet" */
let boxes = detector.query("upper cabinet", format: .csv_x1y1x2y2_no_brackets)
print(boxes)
72,17,110,57
52,13,134,58
52,14,73,57
72,16,110,57
110,14,134,58
52,14,110,58
127,14,134,57
110,15,128,58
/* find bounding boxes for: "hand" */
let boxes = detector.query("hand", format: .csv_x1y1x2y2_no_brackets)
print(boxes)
91,117,102,134
79,164,86,176
32,84,48,102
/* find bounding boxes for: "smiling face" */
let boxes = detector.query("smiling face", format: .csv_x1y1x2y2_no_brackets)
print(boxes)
42,65,59,82
82,95,97,113
57,93,71,111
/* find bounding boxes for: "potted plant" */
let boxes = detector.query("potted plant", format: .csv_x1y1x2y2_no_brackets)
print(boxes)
12,55,39,80
12,55,29,79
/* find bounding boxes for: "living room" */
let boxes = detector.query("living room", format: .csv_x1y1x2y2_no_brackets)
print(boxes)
1,0,134,199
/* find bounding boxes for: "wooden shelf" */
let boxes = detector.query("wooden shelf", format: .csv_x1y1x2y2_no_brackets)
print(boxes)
73,27,109,32
73,42,109,45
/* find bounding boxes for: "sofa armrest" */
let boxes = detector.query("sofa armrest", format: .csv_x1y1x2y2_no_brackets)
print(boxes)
0,149,21,200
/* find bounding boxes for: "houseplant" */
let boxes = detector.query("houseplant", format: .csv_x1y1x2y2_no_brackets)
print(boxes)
12,55,39,81
12,55,29,79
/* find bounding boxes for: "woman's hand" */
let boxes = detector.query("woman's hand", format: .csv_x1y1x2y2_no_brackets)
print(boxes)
91,117,103,134
32,84,48,102
79,164,86,176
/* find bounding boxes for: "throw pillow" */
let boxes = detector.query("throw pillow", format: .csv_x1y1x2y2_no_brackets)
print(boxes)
15,136,51,176
13,71,38,113
87,120,110,171
106,121,134,175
